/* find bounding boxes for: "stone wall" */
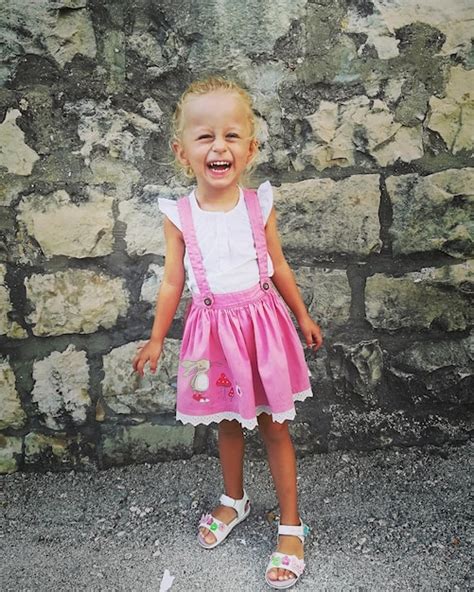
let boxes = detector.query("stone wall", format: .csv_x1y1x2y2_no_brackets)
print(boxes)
0,0,472,473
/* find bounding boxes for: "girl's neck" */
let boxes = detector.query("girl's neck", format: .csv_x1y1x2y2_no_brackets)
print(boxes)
194,184,240,212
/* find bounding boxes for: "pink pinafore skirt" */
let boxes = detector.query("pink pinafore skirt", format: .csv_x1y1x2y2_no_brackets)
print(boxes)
175,190,312,430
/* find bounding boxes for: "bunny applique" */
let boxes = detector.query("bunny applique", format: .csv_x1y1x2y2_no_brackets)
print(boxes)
181,359,211,403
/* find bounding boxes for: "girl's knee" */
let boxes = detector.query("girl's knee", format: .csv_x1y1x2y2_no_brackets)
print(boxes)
218,419,243,437
258,416,290,444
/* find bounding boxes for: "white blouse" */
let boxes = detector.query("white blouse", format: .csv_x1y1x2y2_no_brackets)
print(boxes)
158,181,275,294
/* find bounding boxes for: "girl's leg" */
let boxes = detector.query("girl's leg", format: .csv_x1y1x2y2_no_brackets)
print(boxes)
199,419,245,544
257,413,303,582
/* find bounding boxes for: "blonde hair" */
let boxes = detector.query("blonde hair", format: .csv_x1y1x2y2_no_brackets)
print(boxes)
171,76,258,180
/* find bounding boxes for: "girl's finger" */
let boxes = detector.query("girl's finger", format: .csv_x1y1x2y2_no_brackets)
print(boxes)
311,333,323,350
136,358,147,377
132,353,143,371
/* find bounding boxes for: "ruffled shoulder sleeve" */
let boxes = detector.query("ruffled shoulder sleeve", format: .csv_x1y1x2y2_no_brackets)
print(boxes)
256,180,273,224
158,198,181,230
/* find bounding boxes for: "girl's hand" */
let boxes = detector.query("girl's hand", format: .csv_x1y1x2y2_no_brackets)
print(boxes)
298,314,323,352
132,340,163,377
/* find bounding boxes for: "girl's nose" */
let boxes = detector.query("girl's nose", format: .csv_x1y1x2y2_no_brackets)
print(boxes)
212,136,227,152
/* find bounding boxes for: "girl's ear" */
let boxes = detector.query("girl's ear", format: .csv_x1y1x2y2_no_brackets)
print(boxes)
172,140,189,166
246,138,259,165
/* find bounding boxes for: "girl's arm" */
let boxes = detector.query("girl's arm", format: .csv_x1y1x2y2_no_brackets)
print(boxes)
133,217,185,376
265,207,323,351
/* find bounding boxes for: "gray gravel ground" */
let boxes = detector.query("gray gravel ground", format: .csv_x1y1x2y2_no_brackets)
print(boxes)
1,441,472,592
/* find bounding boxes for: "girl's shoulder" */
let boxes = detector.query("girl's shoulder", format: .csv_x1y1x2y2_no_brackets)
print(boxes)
158,197,181,230
253,180,273,223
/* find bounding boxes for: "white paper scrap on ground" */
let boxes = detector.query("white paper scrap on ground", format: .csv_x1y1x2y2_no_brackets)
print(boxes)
159,569,175,591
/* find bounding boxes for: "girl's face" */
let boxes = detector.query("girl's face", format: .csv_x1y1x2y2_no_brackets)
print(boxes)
173,90,257,194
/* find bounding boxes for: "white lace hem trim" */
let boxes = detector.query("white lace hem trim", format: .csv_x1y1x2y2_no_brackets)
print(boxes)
176,388,313,430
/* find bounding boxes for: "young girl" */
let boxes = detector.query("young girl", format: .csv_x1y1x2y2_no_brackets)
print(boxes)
132,77,323,589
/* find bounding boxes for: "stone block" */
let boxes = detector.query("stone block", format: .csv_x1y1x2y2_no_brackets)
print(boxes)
32,345,91,430
346,0,472,59
178,0,307,69
64,99,160,165
300,97,423,170
101,339,180,415
24,432,93,470
366,262,473,331
99,423,195,467
388,168,474,258
0,358,26,429
275,175,381,257
17,189,114,259
118,198,166,256
329,340,384,406
87,157,141,201
427,66,474,153
357,99,423,167
0,109,39,176
389,336,473,404
128,32,165,68
25,270,129,336
1,2,95,80
0,435,23,474
44,4,96,67
140,98,164,124
0,264,27,338
0,177,27,207
345,6,400,59
295,267,351,326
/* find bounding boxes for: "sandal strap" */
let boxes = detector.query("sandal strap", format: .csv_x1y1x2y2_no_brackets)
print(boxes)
219,490,250,520
278,521,309,543
266,552,305,578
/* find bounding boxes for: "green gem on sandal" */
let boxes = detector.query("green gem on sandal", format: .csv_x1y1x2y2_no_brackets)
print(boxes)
303,524,310,536
271,556,281,566
210,522,218,531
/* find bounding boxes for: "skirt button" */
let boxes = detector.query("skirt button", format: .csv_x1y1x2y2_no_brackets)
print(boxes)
262,282,269,290
204,297,212,306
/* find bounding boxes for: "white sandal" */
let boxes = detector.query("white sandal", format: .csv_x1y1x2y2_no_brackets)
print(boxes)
197,490,251,549
265,520,309,589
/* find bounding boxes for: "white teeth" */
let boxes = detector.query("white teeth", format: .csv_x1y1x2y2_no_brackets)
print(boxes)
209,161,230,166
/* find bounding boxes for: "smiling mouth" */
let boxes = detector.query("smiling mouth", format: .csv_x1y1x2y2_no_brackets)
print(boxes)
207,160,232,172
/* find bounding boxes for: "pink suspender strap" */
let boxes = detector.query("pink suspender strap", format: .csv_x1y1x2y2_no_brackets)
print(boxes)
177,196,214,306
243,189,270,290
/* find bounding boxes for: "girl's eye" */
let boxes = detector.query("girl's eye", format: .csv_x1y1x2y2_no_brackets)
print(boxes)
197,134,213,140
227,133,239,139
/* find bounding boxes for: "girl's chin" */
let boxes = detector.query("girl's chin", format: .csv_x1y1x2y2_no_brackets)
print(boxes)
199,171,240,186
